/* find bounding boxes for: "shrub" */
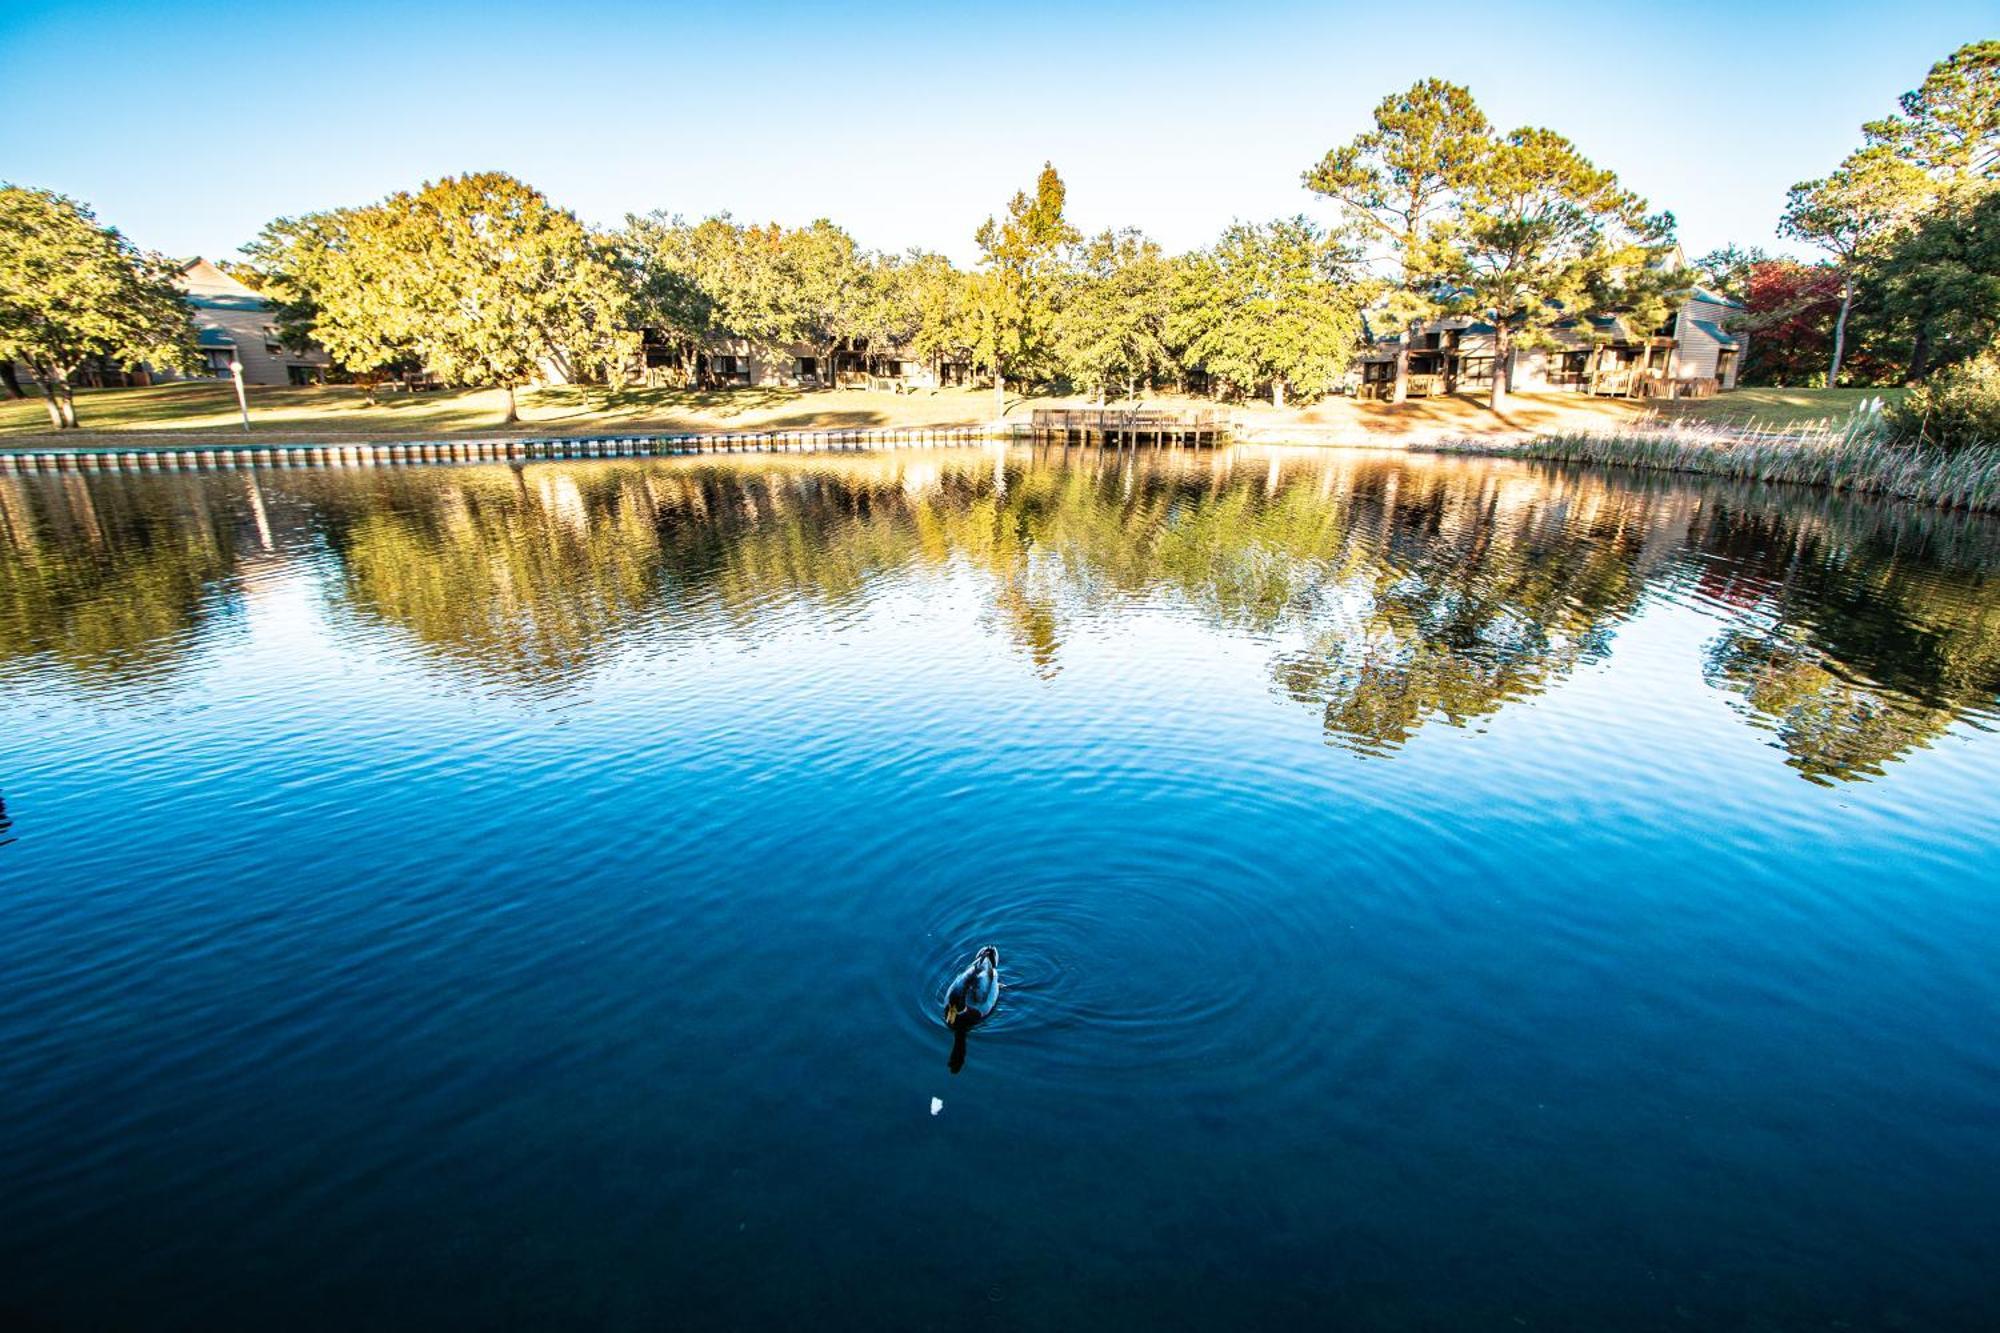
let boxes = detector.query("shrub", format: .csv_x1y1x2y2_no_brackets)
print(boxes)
1888,351,2000,449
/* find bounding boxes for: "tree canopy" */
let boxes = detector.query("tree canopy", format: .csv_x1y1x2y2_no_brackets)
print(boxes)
1782,42,2000,386
251,173,629,421
0,185,195,428
971,163,1080,416
1445,128,1677,408
15,41,2000,422
1172,218,1362,406
1303,78,1490,402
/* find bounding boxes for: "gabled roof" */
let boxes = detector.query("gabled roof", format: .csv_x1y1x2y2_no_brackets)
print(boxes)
178,258,275,313
1688,286,1747,311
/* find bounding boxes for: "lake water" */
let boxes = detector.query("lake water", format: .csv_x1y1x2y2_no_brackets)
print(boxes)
1,446,1997,1330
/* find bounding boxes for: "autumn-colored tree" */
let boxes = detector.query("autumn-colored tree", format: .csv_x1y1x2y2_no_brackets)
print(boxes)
0,185,195,428
1738,260,1844,385
1781,151,1934,387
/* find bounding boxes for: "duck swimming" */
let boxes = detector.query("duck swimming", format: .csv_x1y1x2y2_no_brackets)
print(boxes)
943,946,1000,1031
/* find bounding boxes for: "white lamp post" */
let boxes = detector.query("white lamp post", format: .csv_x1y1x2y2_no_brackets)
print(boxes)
229,358,249,432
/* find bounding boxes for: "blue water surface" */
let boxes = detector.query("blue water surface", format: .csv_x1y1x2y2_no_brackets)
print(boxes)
1,446,1996,1330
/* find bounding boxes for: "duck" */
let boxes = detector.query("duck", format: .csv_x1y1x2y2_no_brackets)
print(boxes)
943,946,1001,1031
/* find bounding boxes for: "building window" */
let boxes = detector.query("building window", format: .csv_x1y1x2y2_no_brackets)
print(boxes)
1549,351,1589,387
287,365,317,386
797,356,819,379
204,349,234,377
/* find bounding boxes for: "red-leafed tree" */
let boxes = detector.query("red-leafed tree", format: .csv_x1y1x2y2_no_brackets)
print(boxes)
1741,260,1846,385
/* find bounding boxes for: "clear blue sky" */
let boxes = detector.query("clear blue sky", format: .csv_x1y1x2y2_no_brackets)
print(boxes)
1,1,1989,266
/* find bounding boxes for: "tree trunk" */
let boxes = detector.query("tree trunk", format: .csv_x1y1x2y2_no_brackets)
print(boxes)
1488,332,1510,412
0,361,22,400
502,382,519,426
59,383,77,429
1271,377,1286,409
1905,316,1932,386
40,380,65,430
1391,340,1409,405
1826,273,1854,389
992,364,1005,422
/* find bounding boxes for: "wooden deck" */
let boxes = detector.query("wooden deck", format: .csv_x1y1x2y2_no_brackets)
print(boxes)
1029,408,1229,447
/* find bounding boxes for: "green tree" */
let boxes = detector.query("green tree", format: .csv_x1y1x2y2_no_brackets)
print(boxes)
243,206,415,402
776,219,873,384
972,163,1080,419
1781,43,1999,387
332,173,633,423
617,212,728,382
1172,217,1361,406
1782,149,1937,386
0,185,195,429
1053,228,1174,401
1864,182,2000,382
1862,40,2000,181
901,252,977,384
1303,79,1491,403
1446,129,1677,409
1693,244,1772,304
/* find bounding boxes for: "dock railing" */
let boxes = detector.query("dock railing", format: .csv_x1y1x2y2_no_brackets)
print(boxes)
1027,407,1229,447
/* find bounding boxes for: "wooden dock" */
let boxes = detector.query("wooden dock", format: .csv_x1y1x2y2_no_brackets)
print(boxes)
0,425,993,475
1029,408,1229,448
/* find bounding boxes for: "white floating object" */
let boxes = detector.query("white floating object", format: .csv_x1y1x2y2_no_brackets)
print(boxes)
930,1097,944,1116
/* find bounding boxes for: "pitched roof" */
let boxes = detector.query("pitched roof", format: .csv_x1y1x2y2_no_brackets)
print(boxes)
178,258,275,313
1689,286,1747,311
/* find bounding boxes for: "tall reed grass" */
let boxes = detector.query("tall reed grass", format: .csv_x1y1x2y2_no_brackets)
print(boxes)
1434,413,2000,513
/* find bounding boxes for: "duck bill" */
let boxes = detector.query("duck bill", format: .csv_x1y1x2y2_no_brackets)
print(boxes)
943,1002,960,1028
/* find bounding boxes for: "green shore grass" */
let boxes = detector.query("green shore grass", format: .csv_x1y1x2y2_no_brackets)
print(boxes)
1435,418,2000,513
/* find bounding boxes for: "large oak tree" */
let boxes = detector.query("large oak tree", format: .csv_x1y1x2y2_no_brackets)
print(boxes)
0,185,194,429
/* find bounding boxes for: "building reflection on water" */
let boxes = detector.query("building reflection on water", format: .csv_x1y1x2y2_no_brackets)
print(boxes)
2,447,1997,785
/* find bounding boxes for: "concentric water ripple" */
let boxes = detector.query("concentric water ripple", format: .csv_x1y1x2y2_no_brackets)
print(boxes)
2,449,1999,1332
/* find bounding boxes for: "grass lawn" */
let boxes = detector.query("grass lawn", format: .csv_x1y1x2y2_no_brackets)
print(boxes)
2,380,1662,449
0,381,1006,446
1660,386,1908,431
1,380,1902,451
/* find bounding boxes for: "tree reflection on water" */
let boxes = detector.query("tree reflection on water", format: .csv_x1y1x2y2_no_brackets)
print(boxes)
2,448,1996,784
